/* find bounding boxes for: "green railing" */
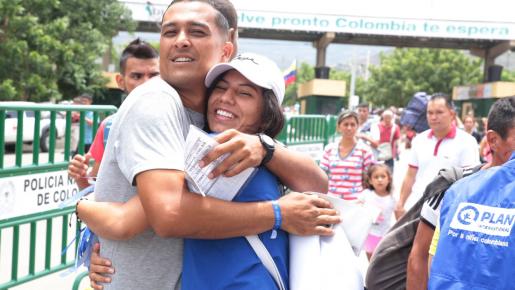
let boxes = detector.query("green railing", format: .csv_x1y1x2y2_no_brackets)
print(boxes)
0,207,80,290
0,103,116,290
0,103,117,178
277,114,338,146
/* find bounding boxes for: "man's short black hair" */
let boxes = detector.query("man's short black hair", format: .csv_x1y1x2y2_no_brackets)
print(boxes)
163,0,237,38
487,96,515,139
357,102,369,109
79,94,93,101
119,38,159,75
430,92,455,111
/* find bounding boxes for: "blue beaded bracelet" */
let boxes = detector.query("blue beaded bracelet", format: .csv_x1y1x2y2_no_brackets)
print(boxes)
271,200,282,239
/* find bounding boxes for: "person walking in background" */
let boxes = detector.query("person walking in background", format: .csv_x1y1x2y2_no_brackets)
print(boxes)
463,115,482,144
360,164,396,260
369,110,401,171
357,102,374,134
395,94,479,218
320,110,375,200
479,118,493,163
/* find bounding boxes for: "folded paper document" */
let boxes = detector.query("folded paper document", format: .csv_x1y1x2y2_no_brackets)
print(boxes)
184,125,256,200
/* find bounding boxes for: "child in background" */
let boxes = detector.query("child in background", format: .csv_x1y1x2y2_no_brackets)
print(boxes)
360,164,396,260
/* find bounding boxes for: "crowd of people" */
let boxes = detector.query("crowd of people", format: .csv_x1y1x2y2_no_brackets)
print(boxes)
63,1,514,289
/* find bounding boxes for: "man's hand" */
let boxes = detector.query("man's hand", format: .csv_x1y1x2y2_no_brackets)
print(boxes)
394,201,406,220
200,129,265,178
68,154,92,189
279,192,341,236
68,154,90,180
89,243,114,290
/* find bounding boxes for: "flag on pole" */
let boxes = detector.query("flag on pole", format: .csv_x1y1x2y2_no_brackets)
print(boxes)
283,60,297,87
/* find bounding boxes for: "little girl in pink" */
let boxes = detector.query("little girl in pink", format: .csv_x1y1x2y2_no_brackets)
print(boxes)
360,164,396,260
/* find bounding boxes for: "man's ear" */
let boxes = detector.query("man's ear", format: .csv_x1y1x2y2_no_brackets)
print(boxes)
229,28,238,57
115,73,126,91
450,109,457,120
221,41,234,62
486,130,500,152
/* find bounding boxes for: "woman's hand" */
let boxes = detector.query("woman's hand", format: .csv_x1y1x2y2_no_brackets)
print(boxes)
89,243,115,290
201,129,265,178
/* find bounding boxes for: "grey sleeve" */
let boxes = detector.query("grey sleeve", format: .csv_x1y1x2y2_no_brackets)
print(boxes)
115,92,188,184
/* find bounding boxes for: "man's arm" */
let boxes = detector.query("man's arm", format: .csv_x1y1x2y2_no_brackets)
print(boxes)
357,133,379,148
77,196,148,240
407,221,434,290
200,129,328,193
396,166,417,218
136,169,339,238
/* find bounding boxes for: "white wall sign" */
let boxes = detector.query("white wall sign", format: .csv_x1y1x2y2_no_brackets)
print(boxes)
288,143,325,162
237,11,515,40
122,1,515,41
0,170,79,220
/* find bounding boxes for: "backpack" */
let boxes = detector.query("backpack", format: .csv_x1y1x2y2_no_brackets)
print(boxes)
365,165,482,290
400,92,430,133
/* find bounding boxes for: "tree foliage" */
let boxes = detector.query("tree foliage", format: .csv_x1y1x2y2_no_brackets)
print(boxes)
501,69,515,82
0,0,134,102
361,48,482,107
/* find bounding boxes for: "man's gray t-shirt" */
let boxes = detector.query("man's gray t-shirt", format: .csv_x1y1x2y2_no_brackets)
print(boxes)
94,77,204,290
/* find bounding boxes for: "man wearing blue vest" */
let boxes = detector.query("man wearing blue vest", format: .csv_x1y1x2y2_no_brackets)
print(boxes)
428,96,515,290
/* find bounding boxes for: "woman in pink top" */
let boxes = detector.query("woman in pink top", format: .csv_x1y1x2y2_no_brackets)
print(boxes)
320,110,375,200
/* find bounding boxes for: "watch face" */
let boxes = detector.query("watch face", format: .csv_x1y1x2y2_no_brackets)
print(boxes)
261,134,274,147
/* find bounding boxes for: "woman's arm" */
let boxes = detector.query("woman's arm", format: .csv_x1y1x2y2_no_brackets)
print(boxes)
77,195,148,240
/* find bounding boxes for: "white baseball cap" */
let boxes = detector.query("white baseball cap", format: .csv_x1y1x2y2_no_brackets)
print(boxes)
204,53,286,104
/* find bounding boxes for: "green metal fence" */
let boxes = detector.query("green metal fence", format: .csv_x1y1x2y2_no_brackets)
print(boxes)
0,103,116,290
277,114,339,146
0,103,116,177
1,106,336,290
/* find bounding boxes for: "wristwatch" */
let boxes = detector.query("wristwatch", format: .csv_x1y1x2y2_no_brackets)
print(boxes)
258,133,275,166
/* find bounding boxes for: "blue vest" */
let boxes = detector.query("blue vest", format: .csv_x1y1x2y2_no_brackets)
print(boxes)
102,115,114,147
429,152,515,290
182,167,289,290
84,111,95,144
